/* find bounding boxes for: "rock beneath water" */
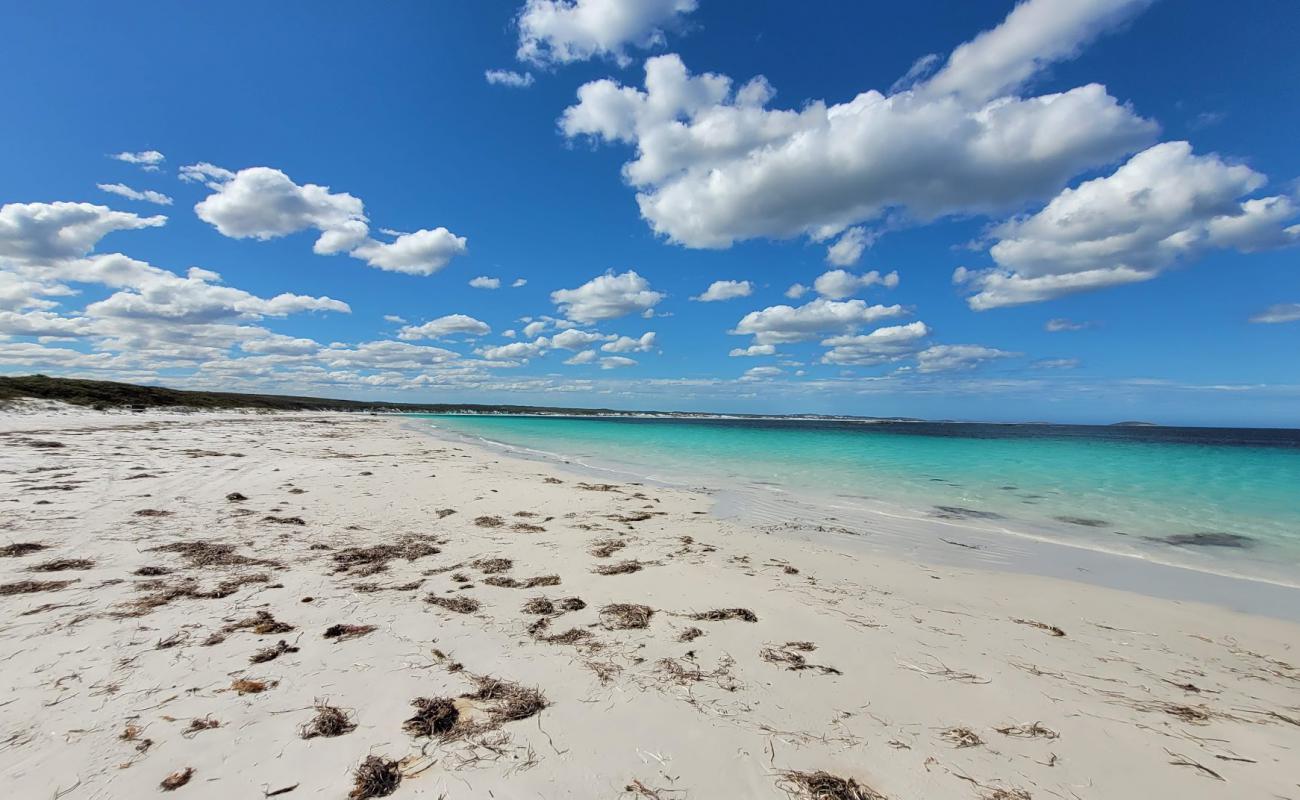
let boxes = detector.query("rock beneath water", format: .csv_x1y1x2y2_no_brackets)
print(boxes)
1055,516,1109,528
1148,532,1254,549
932,506,1004,520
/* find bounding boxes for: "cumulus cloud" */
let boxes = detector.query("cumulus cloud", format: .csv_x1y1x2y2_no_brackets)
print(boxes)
601,332,656,352
915,344,1017,372
397,314,491,340
732,298,906,344
692,279,752,302
1250,303,1300,324
564,349,599,365
516,0,697,67
551,269,664,323
349,228,468,275
469,275,502,289
0,201,166,264
825,227,874,266
784,283,807,300
560,0,1157,250
728,344,775,357
958,142,1300,309
480,339,549,362
110,150,165,171
188,165,467,275
512,278,528,287
742,366,783,380
485,68,535,88
813,269,899,300
599,355,637,369
820,321,930,365
548,328,611,350
97,183,173,206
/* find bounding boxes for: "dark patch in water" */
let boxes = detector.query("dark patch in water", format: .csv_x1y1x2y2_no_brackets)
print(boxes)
1145,532,1253,549
932,506,1004,520
1055,516,1109,528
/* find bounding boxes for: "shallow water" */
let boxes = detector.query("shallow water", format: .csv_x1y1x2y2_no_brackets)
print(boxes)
414,414,1300,585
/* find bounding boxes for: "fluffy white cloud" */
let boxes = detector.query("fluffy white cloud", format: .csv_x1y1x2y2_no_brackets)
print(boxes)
551,269,664,323
516,0,697,66
732,298,906,344
916,344,1017,373
599,355,637,369
479,339,548,362
522,320,549,338
97,183,173,206
485,69,535,88
0,201,166,264
111,150,165,171
383,314,407,324
825,227,874,266
784,283,807,300
397,314,491,340
469,275,502,289
742,366,783,380
240,335,322,356
560,0,1157,250
188,165,467,275
321,340,460,369
564,349,599,365
548,328,611,350
692,279,752,302
728,344,775,357
820,321,930,365
349,228,468,275
512,278,528,288
601,332,656,352
812,269,899,300
959,142,1300,309
1250,303,1300,324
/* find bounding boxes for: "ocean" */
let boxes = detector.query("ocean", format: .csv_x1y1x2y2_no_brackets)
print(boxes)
414,414,1300,586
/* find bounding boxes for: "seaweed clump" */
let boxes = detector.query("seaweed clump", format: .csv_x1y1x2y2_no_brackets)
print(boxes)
599,603,654,630
349,756,402,800
301,702,356,739
690,608,758,623
777,770,885,800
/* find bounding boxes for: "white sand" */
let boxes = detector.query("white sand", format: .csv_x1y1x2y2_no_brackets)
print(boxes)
1,409,1297,799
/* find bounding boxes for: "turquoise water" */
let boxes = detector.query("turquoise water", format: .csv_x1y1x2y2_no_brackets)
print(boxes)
416,414,1300,583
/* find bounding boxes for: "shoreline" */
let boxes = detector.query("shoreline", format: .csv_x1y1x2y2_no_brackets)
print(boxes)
414,415,1300,621
2,409,1298,799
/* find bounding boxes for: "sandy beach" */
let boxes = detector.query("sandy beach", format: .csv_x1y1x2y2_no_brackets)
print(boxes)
2,408,1298,799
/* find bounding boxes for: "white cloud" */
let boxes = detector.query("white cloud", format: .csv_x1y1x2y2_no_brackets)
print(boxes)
1250,303,1300,324
959,142,1300,309
601,332,656,352
599,355,637,369
820,321,930,365
728,344,775,357
560,0,1157,250
825,227,874,266
0,201,166,264
522,320,549,338
321,340,461,370
469,276,502,289
485,69,536,88
564,349,598,365
1032,357,1081,369
812,269,899,300
397,314,491,341
512,278,528,288
784,283,808,300
733,298,906,344
111,150,165,171
692,279,752,302
188,164,467,275
916,344,1017,373
383,314,407,323
97,183,173,206
349,228,468,275
551,269,664,323
1044,317,1093,332
240,335,322,356
548,328,611,350
742,366,783,380
516,0,697,67
479,339,549,362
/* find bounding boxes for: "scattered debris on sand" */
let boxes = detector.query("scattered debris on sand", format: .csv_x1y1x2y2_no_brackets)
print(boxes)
226,610,294,635
300,702,356,739
1013,618,1066,637
230,678,274,694
760,642,841,675
484,574,561,589
426,595,481,614
25,558,94,572
403,696,460,737
182,717,220,737
777,770,885,800
134,509,172,517
160,767,194,791
323,623,377,642
250,640,299,663
600,603,654,630
594,560,644,575
472,557,512,574
678,626,704,642
349,756,402,800
940,726,984,748
995,722,1059,739
690,608,758,622
262,515,306,525
589,538,627,558
0,579,75,595
332,539,439,576
225,492,247,502
474,515,504,528
0,542,48,558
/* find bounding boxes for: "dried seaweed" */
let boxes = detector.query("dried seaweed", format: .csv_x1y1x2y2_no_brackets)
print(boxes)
599,603,654,630
323,623,377,641
349,756,401,799
777,770,885,800
690,608,758,623
300,701,356,739
425,595,480,614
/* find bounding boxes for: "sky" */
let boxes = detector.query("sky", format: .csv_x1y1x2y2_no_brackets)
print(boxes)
1,0,1298,426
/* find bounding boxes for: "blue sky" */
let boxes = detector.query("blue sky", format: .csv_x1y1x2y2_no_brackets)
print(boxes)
1,0,1298,426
